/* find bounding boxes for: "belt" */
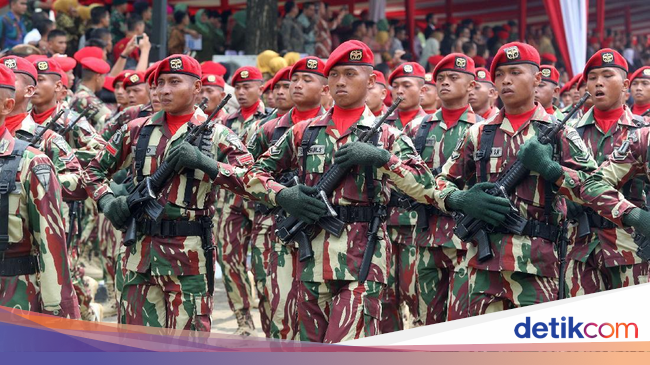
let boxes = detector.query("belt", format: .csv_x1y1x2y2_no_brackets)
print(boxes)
333,205,385,223
0,255,39,276
494,219,560,242
139,219,205,237
586,209,617,229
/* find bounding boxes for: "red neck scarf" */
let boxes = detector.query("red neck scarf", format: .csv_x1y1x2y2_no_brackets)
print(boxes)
31,105,57,125
480,107,494,120
593,106,624,133
5,113,27,135
166,112,194,136
632,103,650,116
0,124,6,138
424,108,437,115
545,106,555,115
397,108,421,127
332,105,365,133
505,105,537,132
241,100,260,121
441,105,469,129
293,106,321,124
371,107,383,116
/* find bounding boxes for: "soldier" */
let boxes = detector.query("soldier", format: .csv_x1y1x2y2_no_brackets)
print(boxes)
405,53,481,324
534,65,565,119
244,40,436,342
559,83,573,111
200,73,228,121
0,64,80,319
366,70,388,116
123,72,150,107
420,73,439,114
436,42,597,316
554,49,650,296
575,76,593,120
247,56,329,339
73,57,113,131
470,67,499,120
629,66,650,116
112,71,132,112
560,74,582,114
83,54,255,330
217,66,267,336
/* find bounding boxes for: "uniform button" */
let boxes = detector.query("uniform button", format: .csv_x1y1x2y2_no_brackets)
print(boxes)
53,310,59,316
568,179,575,186
613,209,619,216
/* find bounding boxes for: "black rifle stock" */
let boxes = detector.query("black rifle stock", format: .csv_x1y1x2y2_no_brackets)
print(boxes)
275,97,404,263
453,92,592,262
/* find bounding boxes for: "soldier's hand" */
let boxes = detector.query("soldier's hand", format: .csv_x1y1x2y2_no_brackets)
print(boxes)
98,194,131,229
446,182,512,227
334,141,391,170
276,185,328,224
166,141,220,179
517,138,564,182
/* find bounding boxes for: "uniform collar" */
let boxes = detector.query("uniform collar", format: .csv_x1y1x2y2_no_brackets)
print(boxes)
430,105,478,130
489,103,551,137
573,105,638,132
312,105,376,139
148,106,208,140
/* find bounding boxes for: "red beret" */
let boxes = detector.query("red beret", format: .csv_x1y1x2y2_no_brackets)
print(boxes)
232,66,263,84
428,55,444,68
584,48,628,76
202,74,225,88
559,83,571,96
113,70,131,88
25,54,47,63
490,42,540,81
145,61,160,87
373,70,387,88
566,73,582,89
577,75,586,90
60,71,69,88
475,67,493,86
630,66,650,83
472,55,487,68
155,54,201,81
200,61,227,77
34,59,63,78
51,56,76,72
0,64,16,91
388,62,425,85
103,76,115,92
541,53,557,63
269,66,291,91
124,72,145,88
290,56,326,78
540,65,560,85
81,57,110,74
433,53,475,79
74,46,104,62
262,79,272,93
424,73,435,86
323,40,374,77
0,56,37,84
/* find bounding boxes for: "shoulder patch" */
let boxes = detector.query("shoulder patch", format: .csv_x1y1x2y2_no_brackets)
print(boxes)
226,133,244,151
52,135,71,154
32,164,52,191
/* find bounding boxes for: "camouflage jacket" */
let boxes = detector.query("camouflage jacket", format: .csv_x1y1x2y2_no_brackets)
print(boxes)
14,114,86,201
433,104,598,277
566,106,647,266
73,84,113,132
402,106,480,249
0,129,79,318
83,108,254,276
244,106,436,283
110,9,127,41
100,103,154,141
31,103,106,167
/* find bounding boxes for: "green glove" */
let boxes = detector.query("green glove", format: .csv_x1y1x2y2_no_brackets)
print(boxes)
623,208,650,237
276,185,328,224
110,181,129,197
517,138,563,182
446,182,512,227
98,194,131,229
566,201,585,220
166,141,220,179
334,142,391,170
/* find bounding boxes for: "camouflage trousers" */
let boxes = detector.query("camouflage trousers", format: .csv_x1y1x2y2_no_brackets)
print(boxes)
468,268,558,316
0,274,80,318
566,245,650,297
417,246,470,324
387,226,420,323
379,241,403,334
120,270,213,331
298,280,383,343
266,242,300,339
250,212,274,336
214,195,253,314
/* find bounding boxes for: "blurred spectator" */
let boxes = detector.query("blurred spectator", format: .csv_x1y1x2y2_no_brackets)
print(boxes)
80,5,109,49
53,0,82,56
350,20,366,41
280,1,304,53
208,10,226,55
134,1,153,35
0,0,28,49
424,13,436,39
47,28,67,55
229,10,246,53
24,12,51,47
113,15,144,66
419,29,441,65
168,11,199,55
110,0,128,41
89,28,113,55
314,1,332,58
297,2,317,55
538,25,555,56
389,26,405,57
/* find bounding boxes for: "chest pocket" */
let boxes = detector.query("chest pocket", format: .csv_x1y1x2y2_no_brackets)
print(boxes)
0,139,28,248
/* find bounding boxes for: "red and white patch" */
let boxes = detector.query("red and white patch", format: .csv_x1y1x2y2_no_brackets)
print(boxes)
106,144,117,156
236,153,254,165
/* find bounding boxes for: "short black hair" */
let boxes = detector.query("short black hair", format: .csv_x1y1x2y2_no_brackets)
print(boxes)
461,41,476,54
284,1,295,14
426,13,435,23
90,6,108,25
174,10,186,25
82,68,98,81
303,2,315,10
127,15,144,32
133,1,150,16
35,18,54,36
90,27,111,41
48,29,67,41
86,38,107,49
352,20,365,33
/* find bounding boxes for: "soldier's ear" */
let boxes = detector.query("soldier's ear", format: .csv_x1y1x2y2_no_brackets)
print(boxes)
320,84,330,97
194,79,202,95
54,79,63,93
623,77,630,90
25,84,36,98
0,94,15,116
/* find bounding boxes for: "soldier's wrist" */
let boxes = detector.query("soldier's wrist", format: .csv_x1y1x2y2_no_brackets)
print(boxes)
446,190,466,211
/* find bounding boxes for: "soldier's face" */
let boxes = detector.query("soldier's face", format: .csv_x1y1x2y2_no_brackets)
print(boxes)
33,74,60,106
149,85,162,112
263,89,275,108
436,71,473,106
571,85,581,103
534,81,557,109
631,78,650,105
156,74,201,115
200,85,225,113
234,81,262,108
587,67,628,111
494,65,540,109
328,65,374,109
391,77,423,111
49,36,67,54
365,84,386,113
469,81,491,111
561,92,572,107
114,82,128,107
420,83,437,110
126,84,150,106
291,72,326,109
273,81,294,112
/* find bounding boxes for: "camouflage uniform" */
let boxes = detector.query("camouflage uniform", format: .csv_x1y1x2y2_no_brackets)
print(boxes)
73,84,113,132
0,128,80,319
566,106,650,295
110,9,127,43
403,107,480,323
214,102,267,329
101,103,154,141
84,107,254,330
246,107,326,339
244,106,436,342
433,105,597,316
382,108,427,332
